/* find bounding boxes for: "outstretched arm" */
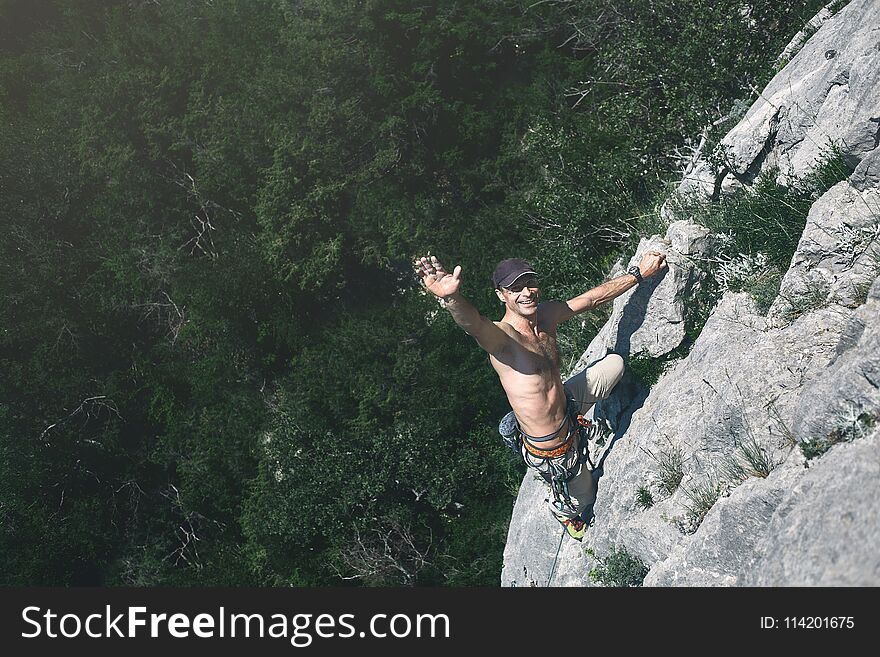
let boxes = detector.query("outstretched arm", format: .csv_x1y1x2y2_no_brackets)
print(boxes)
414,255,510,355
546,251,668,325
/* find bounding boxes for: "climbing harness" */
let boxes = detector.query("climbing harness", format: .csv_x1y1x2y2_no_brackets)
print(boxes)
498,394,605,519
521,427,574,459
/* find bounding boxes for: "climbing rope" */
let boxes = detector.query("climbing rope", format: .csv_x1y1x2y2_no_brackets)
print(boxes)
546,525,566,587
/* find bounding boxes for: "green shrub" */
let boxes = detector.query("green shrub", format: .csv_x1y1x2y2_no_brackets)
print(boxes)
743,267,785,315
671,155,852,316
586,546,649,587
801,408,879,461
800,437,830,460
629,352,670,388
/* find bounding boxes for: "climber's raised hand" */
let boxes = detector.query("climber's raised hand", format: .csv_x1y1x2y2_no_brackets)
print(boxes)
414,255,462,299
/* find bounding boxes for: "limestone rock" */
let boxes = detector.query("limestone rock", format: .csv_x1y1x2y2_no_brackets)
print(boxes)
741,430,880,586
501,471,573,587
773,3,838,70
769,178,880,322
644,470,800,587
673,160,718,204
791,275,880,445
575,220,711,369
720,0,880,186
646,430,880,586
850,144,880,191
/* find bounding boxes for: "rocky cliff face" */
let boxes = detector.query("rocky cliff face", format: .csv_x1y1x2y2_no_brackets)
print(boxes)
501,0,880,587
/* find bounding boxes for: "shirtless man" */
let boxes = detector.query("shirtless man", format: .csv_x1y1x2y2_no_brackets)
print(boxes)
415,251,667,538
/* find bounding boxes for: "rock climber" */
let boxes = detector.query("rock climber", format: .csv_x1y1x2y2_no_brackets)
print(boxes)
414,251,667,539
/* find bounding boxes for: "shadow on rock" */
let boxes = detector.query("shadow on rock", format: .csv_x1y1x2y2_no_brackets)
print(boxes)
612,266,668,359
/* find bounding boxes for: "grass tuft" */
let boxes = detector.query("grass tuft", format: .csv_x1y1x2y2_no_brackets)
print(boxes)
680,476,723,534
635,485,655,510
776,280,831,322
642,444,685,497
738,437,778,478
718,453,748,486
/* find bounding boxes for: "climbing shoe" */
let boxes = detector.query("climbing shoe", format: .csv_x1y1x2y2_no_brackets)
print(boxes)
551,509,587,541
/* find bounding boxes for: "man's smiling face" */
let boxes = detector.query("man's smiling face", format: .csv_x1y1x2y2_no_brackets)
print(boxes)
496,276,540,317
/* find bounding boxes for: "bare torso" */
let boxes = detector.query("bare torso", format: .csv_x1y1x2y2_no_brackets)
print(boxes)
489,304,570,448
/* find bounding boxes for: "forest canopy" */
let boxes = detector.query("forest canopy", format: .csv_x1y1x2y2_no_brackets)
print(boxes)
1,0,826,585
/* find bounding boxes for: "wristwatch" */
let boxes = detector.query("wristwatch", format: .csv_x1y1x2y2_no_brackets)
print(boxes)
627,265,643,284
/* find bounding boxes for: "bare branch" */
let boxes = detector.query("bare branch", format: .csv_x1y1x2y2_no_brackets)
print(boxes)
133,290,187,344
334,519,432,586
40,395,122,442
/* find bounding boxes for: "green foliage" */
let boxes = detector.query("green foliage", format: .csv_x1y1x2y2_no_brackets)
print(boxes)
801,408,879,461
586,546,649,587
518,0,828,314
799,438,828,461
669,153,852,316
1,0,531,586
743,269,785,316
432,490,517,586
635,485,655,510
628,353,670,388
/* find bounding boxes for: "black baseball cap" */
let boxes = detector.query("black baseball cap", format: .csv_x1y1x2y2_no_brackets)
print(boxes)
492,258,537,289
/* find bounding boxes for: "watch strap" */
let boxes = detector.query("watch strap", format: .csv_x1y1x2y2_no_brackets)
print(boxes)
627,265,643,284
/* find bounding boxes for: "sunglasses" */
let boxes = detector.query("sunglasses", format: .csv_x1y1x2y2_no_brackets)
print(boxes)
504,277,539,293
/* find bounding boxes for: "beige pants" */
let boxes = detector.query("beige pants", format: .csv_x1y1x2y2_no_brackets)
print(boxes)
564,352,625,417
545,353,625,518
